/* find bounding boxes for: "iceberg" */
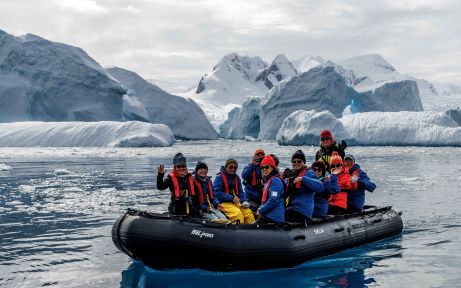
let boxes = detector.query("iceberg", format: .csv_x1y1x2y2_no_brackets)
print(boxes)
276,110,461,146
106,67,218,140
0,30,125,122
0,121,174,147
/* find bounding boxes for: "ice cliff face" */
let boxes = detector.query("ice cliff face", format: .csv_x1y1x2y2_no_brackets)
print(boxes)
258,66,363,139
106,67,218,140
218,97,262,139
0,30,125,122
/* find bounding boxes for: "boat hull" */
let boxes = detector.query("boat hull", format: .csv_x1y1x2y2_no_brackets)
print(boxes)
112,207,403,271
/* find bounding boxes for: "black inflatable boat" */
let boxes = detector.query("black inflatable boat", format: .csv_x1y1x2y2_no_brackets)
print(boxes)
112,206,403,271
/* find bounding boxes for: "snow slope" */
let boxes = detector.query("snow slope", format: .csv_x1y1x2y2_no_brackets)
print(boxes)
0,121,174,147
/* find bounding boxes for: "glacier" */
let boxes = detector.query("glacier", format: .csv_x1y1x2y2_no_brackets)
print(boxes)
0,121,174,147
276,110,461,146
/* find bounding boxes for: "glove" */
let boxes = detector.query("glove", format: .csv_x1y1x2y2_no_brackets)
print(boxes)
340,140,348,150
350,174,359,183
241,201,250,208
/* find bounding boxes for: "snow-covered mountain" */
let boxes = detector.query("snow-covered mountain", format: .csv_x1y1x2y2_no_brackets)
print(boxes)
255,54,297,89
277,110,461,146
0,30,126,122
192,53,268,105
292,54,325,73
0,121,174,147
106,67,218,140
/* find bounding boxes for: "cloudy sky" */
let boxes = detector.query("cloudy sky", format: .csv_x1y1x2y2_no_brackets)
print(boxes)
1,0,460,87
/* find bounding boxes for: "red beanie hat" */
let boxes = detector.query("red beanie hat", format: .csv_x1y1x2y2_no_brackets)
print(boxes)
330,151,343,166
254,149,265,156
260,155,276,168
320,129,334,141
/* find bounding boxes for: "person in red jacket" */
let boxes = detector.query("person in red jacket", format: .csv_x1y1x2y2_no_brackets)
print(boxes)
328,152,357,215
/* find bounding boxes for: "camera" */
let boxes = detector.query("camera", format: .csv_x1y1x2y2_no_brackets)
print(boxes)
283,168,296,179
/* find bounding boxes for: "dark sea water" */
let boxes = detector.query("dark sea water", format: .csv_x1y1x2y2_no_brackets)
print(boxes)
1,141,460,288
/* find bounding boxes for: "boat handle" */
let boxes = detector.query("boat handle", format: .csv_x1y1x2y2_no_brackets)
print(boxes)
334,227,345,232
293,235,306,240
373,218,383,223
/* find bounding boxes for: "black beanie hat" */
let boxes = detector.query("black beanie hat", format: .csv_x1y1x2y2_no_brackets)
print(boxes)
173,152,187,166
195,161,208,172
225,159,238,167
291,150,306,163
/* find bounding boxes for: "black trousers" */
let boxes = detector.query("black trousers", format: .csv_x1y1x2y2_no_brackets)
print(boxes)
285,209,308,223
328,205,347,215
345,205,362,213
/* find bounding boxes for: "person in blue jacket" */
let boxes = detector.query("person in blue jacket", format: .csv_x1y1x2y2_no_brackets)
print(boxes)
192,162,227,221
213,159,255,224
344,154,377,213
284,150,324,222
311,161,340,218
254,155,285,224
241,149,266,212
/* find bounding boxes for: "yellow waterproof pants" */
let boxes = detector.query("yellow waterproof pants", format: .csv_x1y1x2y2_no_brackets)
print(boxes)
220,202,255,224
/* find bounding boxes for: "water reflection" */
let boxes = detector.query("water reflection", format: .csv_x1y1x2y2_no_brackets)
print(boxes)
120,237,402,288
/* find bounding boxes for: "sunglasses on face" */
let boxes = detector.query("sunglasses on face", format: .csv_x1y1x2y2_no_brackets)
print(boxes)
312,167,322,172
261,165,271,170
176,165,186,169
331,164,341,169
321,137,332,141
292,160,303,164
228,165,238,170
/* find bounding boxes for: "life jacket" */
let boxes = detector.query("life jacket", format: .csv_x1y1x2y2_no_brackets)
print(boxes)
295,167,308,189
251,170,264,190
261,176,276,204
220,171,239,196
169,171,195,200
329,168,355,209
193,177,213,205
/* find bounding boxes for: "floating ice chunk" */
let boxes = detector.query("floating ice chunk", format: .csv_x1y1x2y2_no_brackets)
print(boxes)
0,163,12,171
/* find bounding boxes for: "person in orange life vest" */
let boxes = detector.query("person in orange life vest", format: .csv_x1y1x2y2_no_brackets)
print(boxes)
311,161,340,218
343,154,376,213
157,153,201,217
284,150,324,222
213,159,255,224
315,129,347,173
327,152,357,215
192,161,228,221
242,149,266,212
254,155,285,224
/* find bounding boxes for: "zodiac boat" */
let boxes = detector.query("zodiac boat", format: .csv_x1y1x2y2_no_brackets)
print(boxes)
112,206,403,271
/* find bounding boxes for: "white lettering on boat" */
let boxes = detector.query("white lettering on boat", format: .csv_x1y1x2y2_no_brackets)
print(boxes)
314,228,325,235
191,229,214,239
383,212,397,220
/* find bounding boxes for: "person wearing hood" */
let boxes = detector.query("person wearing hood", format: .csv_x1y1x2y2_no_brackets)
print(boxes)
156,153,201,217
328,152,357,215
311,161,340,218
315,129,347,172
213,159,255,224
241,149,266,212
284,150,324,222
254,155,285,224
343,154,377,213
192,161,228,221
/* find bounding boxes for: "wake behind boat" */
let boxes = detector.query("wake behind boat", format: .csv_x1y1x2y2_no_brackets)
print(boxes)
112,206,403,271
